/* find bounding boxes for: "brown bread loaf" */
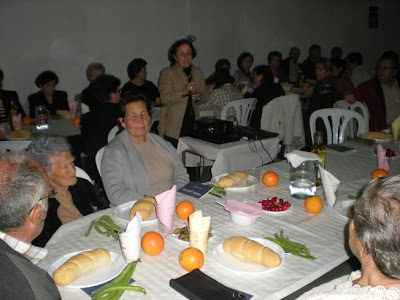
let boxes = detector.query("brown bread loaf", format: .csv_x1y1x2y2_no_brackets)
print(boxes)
53,248,111,286
222,236,281,268
217,171,247,188
129,197,157,220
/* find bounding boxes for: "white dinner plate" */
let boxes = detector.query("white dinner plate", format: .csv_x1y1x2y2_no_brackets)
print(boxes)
113,201,157,224
334,200,355,219
211,174,258,191
172,230,215,244
212,238,285,273
262,205,292,215
48,250,125,288
362,133,392,143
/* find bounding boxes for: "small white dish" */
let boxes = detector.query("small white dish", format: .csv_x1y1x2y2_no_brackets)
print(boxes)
172,230,215,244
212,238,285,273
211,174,258,191
230,212,256,225
261,206,292,215
334,200,355,219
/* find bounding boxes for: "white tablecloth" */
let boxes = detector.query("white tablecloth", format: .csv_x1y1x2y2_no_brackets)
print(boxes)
177,136,281,177
31,118,80,137
38,140,400,300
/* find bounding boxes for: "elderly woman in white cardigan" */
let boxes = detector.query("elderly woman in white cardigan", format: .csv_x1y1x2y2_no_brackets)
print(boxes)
101,92,189,206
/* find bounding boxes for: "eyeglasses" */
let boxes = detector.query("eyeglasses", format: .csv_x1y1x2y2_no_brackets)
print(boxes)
27,189,57,216
177,52,192,58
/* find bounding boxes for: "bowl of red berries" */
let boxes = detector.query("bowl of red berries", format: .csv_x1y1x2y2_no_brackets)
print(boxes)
259,197,292,214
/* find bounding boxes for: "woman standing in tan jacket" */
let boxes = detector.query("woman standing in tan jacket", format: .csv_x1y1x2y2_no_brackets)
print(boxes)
158,39,211,148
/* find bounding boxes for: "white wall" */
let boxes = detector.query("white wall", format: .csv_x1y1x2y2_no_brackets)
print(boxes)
0,0,399,111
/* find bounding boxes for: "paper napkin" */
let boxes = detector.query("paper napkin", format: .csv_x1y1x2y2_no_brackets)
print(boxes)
155,185,177,230
224,200,262,218
319,166,340,206
285,150,320,168
377,144,390,172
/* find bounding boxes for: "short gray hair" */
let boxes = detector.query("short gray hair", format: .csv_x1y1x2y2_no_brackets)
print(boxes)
0,152,47,232
354,175,400,279
86,62,105,81
28,135,71,172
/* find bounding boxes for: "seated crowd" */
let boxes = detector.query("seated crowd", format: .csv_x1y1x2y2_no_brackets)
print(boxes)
0,40,399,298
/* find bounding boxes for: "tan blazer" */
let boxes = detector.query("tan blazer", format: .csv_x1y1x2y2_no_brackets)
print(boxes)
158,63,208,139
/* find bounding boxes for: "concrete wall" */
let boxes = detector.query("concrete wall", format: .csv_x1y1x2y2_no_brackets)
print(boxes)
0,0,399,111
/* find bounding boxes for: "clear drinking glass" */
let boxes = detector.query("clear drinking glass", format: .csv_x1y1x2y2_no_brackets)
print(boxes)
289,161,317,200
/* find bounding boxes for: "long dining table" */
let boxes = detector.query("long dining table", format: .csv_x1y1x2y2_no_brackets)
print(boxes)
38,139,400,300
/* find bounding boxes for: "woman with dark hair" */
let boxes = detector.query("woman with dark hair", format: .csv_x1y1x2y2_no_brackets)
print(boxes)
206,58,231,85
200,68,242,119
331,58,354,98
298,176,400,299
120,58,160,104
245,64,285,129
233,52,254,86
346,52,370,88
158,39,210,148
267,51,289,83
101,92,189,205
28,71,69,118
0,69,26,124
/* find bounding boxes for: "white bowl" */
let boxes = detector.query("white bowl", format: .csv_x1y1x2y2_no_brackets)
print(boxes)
281,83,293,92
230,212,256,225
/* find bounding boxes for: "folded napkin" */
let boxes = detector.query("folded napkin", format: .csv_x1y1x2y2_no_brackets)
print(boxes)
12,114,22,130
69,101,78,118
224,200,262,218
155,185,177,230
189,210,211,232
319,166,340,206
392,115,400,141
377,144,390,172
285,150,320,168
126,212,142,233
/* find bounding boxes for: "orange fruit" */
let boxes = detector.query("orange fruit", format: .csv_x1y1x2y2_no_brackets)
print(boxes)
22,116,32,125
179,247,204,272
302,83,310,92
176,201,195,220
371,169,388,179
72,117,80,126
262,171,279,187
141,231,164,256
304,196,324,213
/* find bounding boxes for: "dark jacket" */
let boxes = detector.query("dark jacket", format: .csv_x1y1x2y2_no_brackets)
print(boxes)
120,80,160,104
0,89,26,122
28,90,69,118
0,239,61,299
32,178,97,247
81,84,100,111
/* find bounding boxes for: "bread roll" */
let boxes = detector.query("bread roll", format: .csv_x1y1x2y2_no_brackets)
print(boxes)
222,236,281,268
53,248,111,286
129,197,157,220
217,171,247,188
364,132,391,139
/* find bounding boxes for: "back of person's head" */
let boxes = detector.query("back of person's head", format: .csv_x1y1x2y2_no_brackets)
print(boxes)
0,152,47,232
354,176,400,279
253,64,274,84
237,52,254,70
215,58,231,71
86,62,105,81
214,69,234,89
309,44,321,56
28,135,71,172
35,71,59,88
90,74,121,104
315,57,333,72
346,52,363,66
331,47,343,59
168,39,197,66
267,51,282,62
127,58,147,80
118,91,151,119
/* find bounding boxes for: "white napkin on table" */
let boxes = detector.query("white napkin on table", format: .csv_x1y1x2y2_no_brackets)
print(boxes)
126,212,142,232
285,150,320,168
319,166,340,206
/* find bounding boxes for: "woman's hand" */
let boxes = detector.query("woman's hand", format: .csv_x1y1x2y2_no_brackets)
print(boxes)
183,82,198,95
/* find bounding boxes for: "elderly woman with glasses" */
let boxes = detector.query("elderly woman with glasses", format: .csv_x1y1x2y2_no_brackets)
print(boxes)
299,176,400,299
102,92,189,206
29,135,101,247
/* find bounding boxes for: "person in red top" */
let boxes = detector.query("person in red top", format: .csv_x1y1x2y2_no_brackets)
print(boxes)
346,55,399,131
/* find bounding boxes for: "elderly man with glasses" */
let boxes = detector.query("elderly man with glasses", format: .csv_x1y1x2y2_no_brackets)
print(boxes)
0,152,61,299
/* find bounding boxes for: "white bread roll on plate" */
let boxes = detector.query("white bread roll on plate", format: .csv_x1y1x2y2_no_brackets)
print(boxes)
222,236,281,268
217,171,247,188
53,248,111,286
129,197,157,220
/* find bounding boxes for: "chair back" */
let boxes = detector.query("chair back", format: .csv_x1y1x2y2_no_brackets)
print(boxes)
334,100,369,133
0,141,32,153
220,98,256,126
95,146,105,175
107,125,119,143
75,166,94,185
310,108,365,144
